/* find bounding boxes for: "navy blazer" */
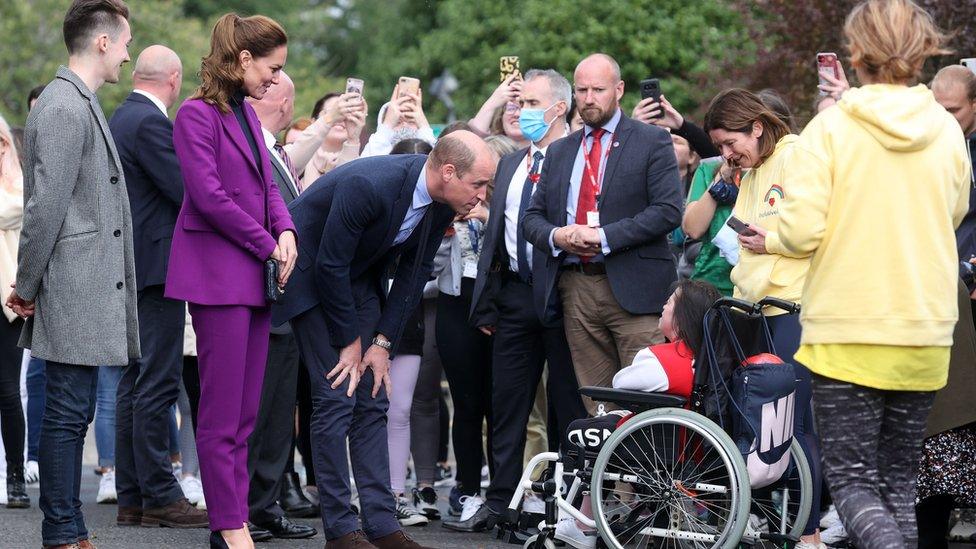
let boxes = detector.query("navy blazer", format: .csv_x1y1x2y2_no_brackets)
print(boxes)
521,114,683,322
109,92,184,290
272,155,455,350
469,147,532,328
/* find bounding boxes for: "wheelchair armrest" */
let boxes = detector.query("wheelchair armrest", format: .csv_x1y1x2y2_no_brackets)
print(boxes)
579,386,687,412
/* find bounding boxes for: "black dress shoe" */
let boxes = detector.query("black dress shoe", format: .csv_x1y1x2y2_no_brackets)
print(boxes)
247,522,274,542
441,504,498,533
280,471,319,518
255,516,318,539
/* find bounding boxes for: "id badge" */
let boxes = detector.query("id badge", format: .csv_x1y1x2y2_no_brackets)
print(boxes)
586,210,600,228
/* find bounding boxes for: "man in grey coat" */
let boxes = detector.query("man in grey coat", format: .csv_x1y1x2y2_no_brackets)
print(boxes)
6,1,138,546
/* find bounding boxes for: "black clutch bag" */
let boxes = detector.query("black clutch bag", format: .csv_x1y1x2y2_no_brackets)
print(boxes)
264,259,282,302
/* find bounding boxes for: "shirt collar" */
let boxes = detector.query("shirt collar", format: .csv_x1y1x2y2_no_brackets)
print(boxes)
133,89,168,116
529,142,548,157
584,107,622,138
413,165,433,210
261,127,278,150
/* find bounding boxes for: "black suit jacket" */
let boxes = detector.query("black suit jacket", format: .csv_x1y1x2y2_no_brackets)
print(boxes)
109,92,184,290
522,114,683,323
271,155,454,351
268,146,300,205
469,147,539,327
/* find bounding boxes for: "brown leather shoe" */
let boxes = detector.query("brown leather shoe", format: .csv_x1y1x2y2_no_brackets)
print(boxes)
77,540,96,549
325,530,378,549
141,497,209,528
370,530,434,549
117,506,142,526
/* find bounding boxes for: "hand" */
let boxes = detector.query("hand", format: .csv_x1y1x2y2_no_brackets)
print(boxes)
324,92,364,126
400,90,430,130
342,99,368,142
485,74,523,111
818,59,851,101
463,201,489,223
554,225,601,256
632,95,683,130
328,338,362,397
361,340,392,398
738,224,768,254
316,151,341,175
271,231,298,287
383,85,413,128
5,284,34,318
478,325,496,336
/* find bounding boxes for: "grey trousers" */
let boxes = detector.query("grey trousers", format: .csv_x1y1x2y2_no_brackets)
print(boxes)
813,375,935,549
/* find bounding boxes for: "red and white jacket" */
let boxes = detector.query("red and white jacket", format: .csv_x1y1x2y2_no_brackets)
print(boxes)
612,340,694,398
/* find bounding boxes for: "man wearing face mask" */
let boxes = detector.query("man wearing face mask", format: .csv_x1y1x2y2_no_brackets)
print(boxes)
447,69,587,533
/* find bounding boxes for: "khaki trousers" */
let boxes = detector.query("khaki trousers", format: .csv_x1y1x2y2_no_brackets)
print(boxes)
558,271,663,414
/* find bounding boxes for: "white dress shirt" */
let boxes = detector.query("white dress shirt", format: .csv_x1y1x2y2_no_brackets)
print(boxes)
133,89,167,116
505,144,547,272
261,128,299,198
394,166,432,246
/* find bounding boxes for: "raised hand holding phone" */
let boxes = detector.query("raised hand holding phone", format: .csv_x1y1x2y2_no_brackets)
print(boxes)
817,53,850,100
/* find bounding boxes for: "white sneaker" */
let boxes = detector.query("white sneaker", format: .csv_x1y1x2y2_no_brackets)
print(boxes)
171,461,183,479
196,491,207,511
458,495,485,522
554,517,596,549
819,505,841,530
180,474,204,506
480,465,490,488
24,460,39,484
522,492,545,514
97,469,117,504
395,494,429,527
950,509,976,541
820,521,849,545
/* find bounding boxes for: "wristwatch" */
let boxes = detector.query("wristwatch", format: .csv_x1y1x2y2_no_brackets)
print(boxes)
371,336,392,351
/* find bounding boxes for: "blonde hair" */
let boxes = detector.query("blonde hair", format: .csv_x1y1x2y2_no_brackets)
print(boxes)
844,0,949,84
192,13,287,113
0,114,23,193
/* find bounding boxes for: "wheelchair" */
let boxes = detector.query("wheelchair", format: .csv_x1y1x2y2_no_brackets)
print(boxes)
508,297,813,549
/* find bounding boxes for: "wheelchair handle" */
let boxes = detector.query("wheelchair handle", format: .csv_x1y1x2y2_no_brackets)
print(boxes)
711,297,761,316
758,297,801,315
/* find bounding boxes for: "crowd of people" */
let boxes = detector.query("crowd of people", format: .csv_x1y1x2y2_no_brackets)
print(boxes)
0,0,975,548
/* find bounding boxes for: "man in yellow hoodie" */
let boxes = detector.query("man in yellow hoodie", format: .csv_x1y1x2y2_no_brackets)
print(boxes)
774,1,971,547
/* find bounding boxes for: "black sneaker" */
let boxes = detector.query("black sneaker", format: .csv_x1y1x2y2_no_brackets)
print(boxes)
412,486,440,520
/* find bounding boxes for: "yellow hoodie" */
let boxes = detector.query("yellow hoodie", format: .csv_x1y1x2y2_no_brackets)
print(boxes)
777,84,971,389
731,134,810,309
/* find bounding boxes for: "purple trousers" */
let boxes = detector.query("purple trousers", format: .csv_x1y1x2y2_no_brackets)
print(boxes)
189,303,271,531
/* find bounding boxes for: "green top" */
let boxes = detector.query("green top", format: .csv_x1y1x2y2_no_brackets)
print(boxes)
687,160,734,296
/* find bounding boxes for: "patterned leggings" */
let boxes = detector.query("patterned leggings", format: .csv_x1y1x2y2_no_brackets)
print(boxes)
812,375,935,549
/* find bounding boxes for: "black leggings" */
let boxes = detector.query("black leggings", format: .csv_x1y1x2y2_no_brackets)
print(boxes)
0,318,25,473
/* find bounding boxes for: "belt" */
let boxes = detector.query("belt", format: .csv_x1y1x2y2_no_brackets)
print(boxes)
560,262,606,276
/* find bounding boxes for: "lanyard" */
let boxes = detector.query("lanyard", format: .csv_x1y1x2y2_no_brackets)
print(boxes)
581,130,613,195
467,220,479,255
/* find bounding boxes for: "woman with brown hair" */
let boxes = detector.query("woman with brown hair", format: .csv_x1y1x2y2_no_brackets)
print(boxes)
167,13,298,549
774,1,970,546
703,88,824,548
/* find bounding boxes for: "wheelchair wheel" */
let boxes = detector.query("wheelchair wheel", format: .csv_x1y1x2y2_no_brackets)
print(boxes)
745,439,813,546
590,408,750,549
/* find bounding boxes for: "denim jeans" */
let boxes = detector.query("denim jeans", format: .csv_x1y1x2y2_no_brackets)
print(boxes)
39,362,97,546
95,366,123,468
26,357,45,462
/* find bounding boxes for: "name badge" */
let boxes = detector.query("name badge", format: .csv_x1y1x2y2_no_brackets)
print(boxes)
586,210,600,228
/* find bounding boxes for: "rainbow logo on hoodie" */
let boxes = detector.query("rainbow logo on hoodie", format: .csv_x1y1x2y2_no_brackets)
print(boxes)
765,184,784,206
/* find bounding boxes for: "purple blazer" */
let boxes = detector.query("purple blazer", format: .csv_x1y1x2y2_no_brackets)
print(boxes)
165,98,295,306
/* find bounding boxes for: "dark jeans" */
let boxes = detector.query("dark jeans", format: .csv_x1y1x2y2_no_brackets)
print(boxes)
39,361,97,546
436,280,492,496
116,286,186,509
26,356,45,462
0,317,25,473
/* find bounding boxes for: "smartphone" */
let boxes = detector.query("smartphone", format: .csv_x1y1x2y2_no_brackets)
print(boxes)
397,76,420,98
500,56,521,82
726,215,757,237
817,52,839,96
640,78,664,119
345,77,365,95
962,58,976,76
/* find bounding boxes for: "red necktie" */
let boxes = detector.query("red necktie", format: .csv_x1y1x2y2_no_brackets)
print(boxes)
575,128,605,227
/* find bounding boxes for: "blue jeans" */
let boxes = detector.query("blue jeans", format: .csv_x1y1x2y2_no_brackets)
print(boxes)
26,357,45,462
39,362,97,546
95,366,123,468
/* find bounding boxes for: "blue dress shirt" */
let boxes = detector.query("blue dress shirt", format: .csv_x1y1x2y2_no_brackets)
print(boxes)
394,166,433,246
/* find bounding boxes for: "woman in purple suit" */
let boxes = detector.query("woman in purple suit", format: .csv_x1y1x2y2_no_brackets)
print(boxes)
167,13,298,549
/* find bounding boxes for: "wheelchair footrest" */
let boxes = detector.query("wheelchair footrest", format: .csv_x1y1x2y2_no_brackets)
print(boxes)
494,522,535,545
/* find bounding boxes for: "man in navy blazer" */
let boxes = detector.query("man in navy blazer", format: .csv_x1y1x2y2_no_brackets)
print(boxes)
273,131,496,547
108,45,208,526
522,54,683,414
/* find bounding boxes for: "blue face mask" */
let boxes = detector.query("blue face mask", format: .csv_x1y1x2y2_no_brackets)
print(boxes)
518,103,559,143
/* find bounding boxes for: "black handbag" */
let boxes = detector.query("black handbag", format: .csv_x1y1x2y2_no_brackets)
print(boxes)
264,259,282,302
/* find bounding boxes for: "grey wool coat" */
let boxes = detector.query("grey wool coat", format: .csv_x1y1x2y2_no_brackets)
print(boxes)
17,66,140,366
